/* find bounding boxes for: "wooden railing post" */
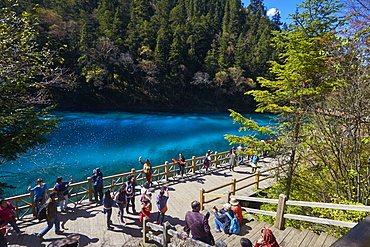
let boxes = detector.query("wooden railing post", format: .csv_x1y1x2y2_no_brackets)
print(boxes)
131,168,136,179
163,221,171,246
274,194,287,230
214,151,218,168
225,191,231,204
143,217,149,244
192,156,196,173
231,179,236,195
30,192,36,216
254,171,260,190
165,161,169,181
87,177,93,201
200,189,205,210
15,201,19,219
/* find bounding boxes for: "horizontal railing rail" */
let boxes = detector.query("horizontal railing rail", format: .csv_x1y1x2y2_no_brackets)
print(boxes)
4,151,230,219
232,195,370,229
199,163,287,210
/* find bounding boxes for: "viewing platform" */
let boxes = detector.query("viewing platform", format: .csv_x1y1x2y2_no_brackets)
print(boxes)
4,152,279,246
5,151,367,246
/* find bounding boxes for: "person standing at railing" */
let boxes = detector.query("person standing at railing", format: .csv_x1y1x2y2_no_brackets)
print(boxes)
91,168,103,204
183,201,214,245
125,174,137,214
229,150,236,172
54,176,73,213
27,178,48,213
139,157,153,187
114,185,128,225
203,150,212,173
36,191,64,241
0,199,24,235
178,153,186,177
155,186,169,225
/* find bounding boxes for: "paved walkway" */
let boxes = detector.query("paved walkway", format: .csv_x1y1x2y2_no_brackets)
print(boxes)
6,157,278,247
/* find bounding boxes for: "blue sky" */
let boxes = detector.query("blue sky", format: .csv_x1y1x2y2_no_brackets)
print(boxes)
242,0,305,23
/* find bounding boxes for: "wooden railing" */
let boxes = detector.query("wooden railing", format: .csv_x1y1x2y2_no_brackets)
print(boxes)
232,194,370,230
4,151,231,219
142,218,212,247
199,163,287,210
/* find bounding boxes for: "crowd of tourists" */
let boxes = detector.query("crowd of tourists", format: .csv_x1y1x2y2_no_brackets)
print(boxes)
0,149,276,247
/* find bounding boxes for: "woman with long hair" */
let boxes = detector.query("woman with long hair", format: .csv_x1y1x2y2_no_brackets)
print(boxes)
102,190,114,230
114,185,127,225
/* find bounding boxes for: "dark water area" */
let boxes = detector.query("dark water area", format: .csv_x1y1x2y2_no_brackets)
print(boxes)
2,111,276,197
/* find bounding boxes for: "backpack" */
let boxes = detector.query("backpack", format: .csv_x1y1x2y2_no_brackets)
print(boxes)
203,157,209,164
126,182,134,198
37,202,50,220
225,212,240,234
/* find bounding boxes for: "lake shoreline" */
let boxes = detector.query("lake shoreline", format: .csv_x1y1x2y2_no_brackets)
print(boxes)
54,104,256,114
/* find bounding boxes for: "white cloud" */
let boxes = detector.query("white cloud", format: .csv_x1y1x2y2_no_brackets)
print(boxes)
267,8,280,17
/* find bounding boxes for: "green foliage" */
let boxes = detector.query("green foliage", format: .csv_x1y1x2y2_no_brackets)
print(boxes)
0,6,71,194
1,0,282,111
227,0,370,238
224,109,281,155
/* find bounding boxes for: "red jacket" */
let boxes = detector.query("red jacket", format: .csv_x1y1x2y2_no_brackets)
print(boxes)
0,202,16,221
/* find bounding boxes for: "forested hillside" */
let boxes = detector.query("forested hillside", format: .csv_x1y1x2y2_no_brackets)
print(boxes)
2,0,281,111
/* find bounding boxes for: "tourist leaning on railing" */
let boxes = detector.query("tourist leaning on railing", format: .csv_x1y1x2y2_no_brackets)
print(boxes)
27,178,48,213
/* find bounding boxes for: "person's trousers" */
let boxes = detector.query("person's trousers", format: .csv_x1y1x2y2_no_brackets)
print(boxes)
106,208,112,227
193,234,214,245
35,197,43,213
38,215,60,237
118,203,126,223
214,218,225,231
156,212,165,225
7,219,21,233
126,197,135,213
93,185,103,202
145,174,152,186
60,195,69,211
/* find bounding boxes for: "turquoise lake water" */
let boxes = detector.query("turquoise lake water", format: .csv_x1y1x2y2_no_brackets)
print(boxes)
2,111,276,197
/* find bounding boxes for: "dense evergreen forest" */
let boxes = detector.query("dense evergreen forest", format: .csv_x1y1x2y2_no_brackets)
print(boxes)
1,0,282,112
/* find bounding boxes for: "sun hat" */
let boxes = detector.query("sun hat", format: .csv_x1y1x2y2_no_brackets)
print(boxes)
230,198,239,206
223,203,231,210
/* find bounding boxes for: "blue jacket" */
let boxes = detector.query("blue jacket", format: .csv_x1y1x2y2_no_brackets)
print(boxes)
91,171,103,187
214,209,234,233
29,183,47,200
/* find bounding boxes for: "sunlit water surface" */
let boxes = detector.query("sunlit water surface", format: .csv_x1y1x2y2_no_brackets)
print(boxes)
3,111,276,197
